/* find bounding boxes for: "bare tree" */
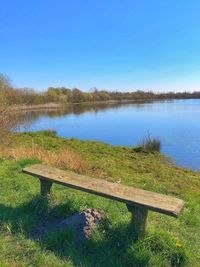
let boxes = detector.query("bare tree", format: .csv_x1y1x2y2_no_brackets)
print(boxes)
0,105,20,147
0,74,21,148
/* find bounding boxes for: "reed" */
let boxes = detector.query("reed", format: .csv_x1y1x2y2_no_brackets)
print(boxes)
140,134,161,152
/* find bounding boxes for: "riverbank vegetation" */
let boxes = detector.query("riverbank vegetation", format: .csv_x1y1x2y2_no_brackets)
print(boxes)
0,131,200,266
140,134,161,153
1,73,200,107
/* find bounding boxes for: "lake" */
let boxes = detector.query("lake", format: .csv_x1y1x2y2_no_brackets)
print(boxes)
20,99,200,171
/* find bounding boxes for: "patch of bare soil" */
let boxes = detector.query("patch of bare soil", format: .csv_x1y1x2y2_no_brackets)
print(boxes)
31,208,105,242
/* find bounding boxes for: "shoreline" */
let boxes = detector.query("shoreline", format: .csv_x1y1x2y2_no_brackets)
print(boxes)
10,98,199,112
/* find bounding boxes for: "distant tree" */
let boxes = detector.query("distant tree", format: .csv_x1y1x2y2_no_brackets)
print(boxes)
0,74,15,104
71,88,84,103
2,73,200,106
96,91,110,101
0,74,12,90
47,87,70,103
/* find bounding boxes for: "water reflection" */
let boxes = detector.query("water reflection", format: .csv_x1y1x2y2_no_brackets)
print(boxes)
21,100,158,123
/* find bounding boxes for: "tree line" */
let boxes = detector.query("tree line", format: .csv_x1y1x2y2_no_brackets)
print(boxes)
1,74,200,106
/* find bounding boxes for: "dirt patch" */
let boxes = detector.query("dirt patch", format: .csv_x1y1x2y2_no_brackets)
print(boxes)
31,208,105,242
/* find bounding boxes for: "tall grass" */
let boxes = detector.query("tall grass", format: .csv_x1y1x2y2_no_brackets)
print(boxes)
140,134,161,152
0,145,86,173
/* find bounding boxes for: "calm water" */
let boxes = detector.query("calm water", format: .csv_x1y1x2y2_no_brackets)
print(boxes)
21,99,200,171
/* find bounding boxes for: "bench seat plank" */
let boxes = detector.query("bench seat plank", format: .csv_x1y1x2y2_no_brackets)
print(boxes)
23,164,184,217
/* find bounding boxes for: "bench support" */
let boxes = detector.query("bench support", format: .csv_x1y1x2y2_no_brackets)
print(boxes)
126,204,148,240
40,179,53,196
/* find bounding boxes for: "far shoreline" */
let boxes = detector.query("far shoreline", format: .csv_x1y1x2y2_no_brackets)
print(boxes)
10,98,200,112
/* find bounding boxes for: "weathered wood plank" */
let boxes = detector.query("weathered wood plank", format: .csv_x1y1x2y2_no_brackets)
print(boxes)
23,164,184,217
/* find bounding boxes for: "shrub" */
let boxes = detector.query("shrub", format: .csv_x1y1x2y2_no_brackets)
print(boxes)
0,105,22,149
0,74,24,148
139,134,161,152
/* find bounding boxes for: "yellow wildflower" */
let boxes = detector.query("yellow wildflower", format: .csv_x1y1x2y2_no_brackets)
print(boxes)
176,242,182,248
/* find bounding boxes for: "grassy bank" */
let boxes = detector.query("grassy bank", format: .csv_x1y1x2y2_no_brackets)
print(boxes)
0,131,200,266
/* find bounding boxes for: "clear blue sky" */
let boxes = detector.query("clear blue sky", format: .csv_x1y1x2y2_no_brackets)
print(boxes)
0,0,200,92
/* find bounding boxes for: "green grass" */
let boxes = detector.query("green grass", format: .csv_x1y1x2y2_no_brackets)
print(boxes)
0,131,200,266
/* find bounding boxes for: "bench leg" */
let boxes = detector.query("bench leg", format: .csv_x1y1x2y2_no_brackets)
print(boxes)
126,204,148,240
40,179,53,196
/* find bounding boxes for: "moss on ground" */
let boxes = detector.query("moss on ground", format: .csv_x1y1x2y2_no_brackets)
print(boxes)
0,131,200,266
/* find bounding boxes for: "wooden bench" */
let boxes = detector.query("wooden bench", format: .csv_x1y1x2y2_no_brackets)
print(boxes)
23,164,184,239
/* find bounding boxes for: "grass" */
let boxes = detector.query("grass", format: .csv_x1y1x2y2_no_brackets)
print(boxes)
139,134,161,153
0,130,200,266
0,142,85,173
